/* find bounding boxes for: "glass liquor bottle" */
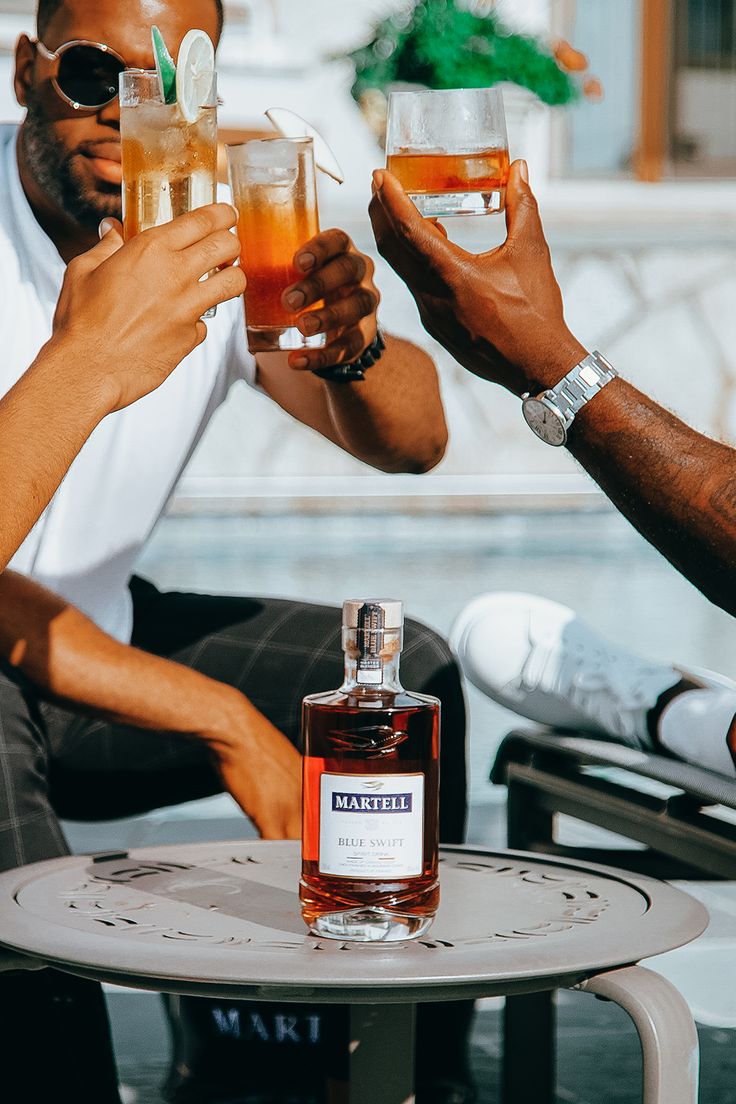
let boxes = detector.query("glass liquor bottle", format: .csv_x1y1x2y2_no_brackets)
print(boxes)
300,599,440,942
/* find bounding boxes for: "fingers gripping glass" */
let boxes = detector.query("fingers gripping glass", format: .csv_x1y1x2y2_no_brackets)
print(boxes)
35,39,125,110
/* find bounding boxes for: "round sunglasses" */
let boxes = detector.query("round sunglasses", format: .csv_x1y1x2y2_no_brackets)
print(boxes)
35,39,127,111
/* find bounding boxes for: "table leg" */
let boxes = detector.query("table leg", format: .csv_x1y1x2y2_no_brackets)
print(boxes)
349,1003,416,1104
503,990,555,1104
576,965,699,1104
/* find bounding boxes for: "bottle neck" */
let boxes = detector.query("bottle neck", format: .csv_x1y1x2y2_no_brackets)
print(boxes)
341,650,403,693
340,624,404,693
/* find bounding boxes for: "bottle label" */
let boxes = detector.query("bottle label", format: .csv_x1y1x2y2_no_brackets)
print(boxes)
318,772,424,879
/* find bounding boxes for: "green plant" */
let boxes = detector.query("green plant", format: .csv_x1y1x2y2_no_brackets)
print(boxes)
347,0,578,107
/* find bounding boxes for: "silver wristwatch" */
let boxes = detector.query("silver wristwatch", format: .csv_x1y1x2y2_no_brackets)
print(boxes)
521,350,618,447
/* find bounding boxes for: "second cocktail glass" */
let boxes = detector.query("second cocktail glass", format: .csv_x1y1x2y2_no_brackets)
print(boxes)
386,87,509,218
227,137,326,354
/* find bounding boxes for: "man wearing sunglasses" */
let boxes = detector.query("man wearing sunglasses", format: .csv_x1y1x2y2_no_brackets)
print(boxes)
0,2,472,1103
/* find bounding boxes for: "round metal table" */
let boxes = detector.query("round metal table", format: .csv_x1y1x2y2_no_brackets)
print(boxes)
0,842,707,1103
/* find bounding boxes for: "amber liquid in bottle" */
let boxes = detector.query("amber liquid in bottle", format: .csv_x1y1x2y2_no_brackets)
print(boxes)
300,601,440,942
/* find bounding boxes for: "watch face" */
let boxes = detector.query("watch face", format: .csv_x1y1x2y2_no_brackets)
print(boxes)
522,398,567,446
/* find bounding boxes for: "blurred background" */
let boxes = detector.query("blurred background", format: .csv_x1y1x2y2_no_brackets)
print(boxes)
1,2,736,1099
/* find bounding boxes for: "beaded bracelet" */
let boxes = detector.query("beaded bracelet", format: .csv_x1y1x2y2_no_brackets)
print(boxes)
313,328,386,383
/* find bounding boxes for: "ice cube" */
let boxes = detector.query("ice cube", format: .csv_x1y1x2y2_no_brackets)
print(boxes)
245,138,298,170
244,139,298,186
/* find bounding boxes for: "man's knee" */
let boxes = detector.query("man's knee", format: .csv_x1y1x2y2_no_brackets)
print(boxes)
0,670,47,768
0,672,60,872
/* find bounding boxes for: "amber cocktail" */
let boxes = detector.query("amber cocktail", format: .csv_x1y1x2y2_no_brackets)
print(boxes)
120,70,217,237
386,88,509,218
120,69,217,317
227,137,326,354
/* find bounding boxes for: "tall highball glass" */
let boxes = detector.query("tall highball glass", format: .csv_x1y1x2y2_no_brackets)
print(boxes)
120,70,218,234
120,69,218,316
227,137,326,354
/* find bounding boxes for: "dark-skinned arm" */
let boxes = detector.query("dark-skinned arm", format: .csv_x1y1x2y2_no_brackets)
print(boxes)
369,162,736,617
255,228,447,474
564,380,736,618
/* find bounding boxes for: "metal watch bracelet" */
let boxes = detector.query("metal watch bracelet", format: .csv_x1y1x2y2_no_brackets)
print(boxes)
547,350,618,421
521,350,618,447
313,329,386,383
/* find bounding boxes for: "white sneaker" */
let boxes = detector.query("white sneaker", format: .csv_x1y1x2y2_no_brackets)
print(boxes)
450,592,688,747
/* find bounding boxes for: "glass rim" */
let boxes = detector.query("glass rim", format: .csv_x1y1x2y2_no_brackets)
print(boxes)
119,68,161,87
119,68,217,106
388,85,503,105
225,135,315,151
387,85,504,100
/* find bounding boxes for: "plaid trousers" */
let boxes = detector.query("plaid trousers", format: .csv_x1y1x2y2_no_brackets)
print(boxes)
0,576,467,874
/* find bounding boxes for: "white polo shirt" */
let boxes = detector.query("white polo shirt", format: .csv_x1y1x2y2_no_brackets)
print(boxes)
0,124,258,642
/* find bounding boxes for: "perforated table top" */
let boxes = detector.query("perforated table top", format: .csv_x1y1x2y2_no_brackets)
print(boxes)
0,842,708,1002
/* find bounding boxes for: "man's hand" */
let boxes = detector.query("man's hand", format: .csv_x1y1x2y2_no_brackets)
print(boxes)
282,229,380,373
211,700,302,841
369,161,585,395
52,204,246,412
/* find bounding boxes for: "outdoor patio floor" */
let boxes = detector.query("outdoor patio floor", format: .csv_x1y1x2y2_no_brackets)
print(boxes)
87,506,736,1102
112,998,736,1104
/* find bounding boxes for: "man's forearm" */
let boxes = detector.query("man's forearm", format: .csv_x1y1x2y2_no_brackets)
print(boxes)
0,571,246,752
568,376,736,617
0,340,116,570
321,334,447,473
0,571,303,839
258,334,448,474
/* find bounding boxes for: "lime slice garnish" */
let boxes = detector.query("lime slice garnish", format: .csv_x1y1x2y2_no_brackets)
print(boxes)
176,29,216,124
265,108,345,184
151,25,177,105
